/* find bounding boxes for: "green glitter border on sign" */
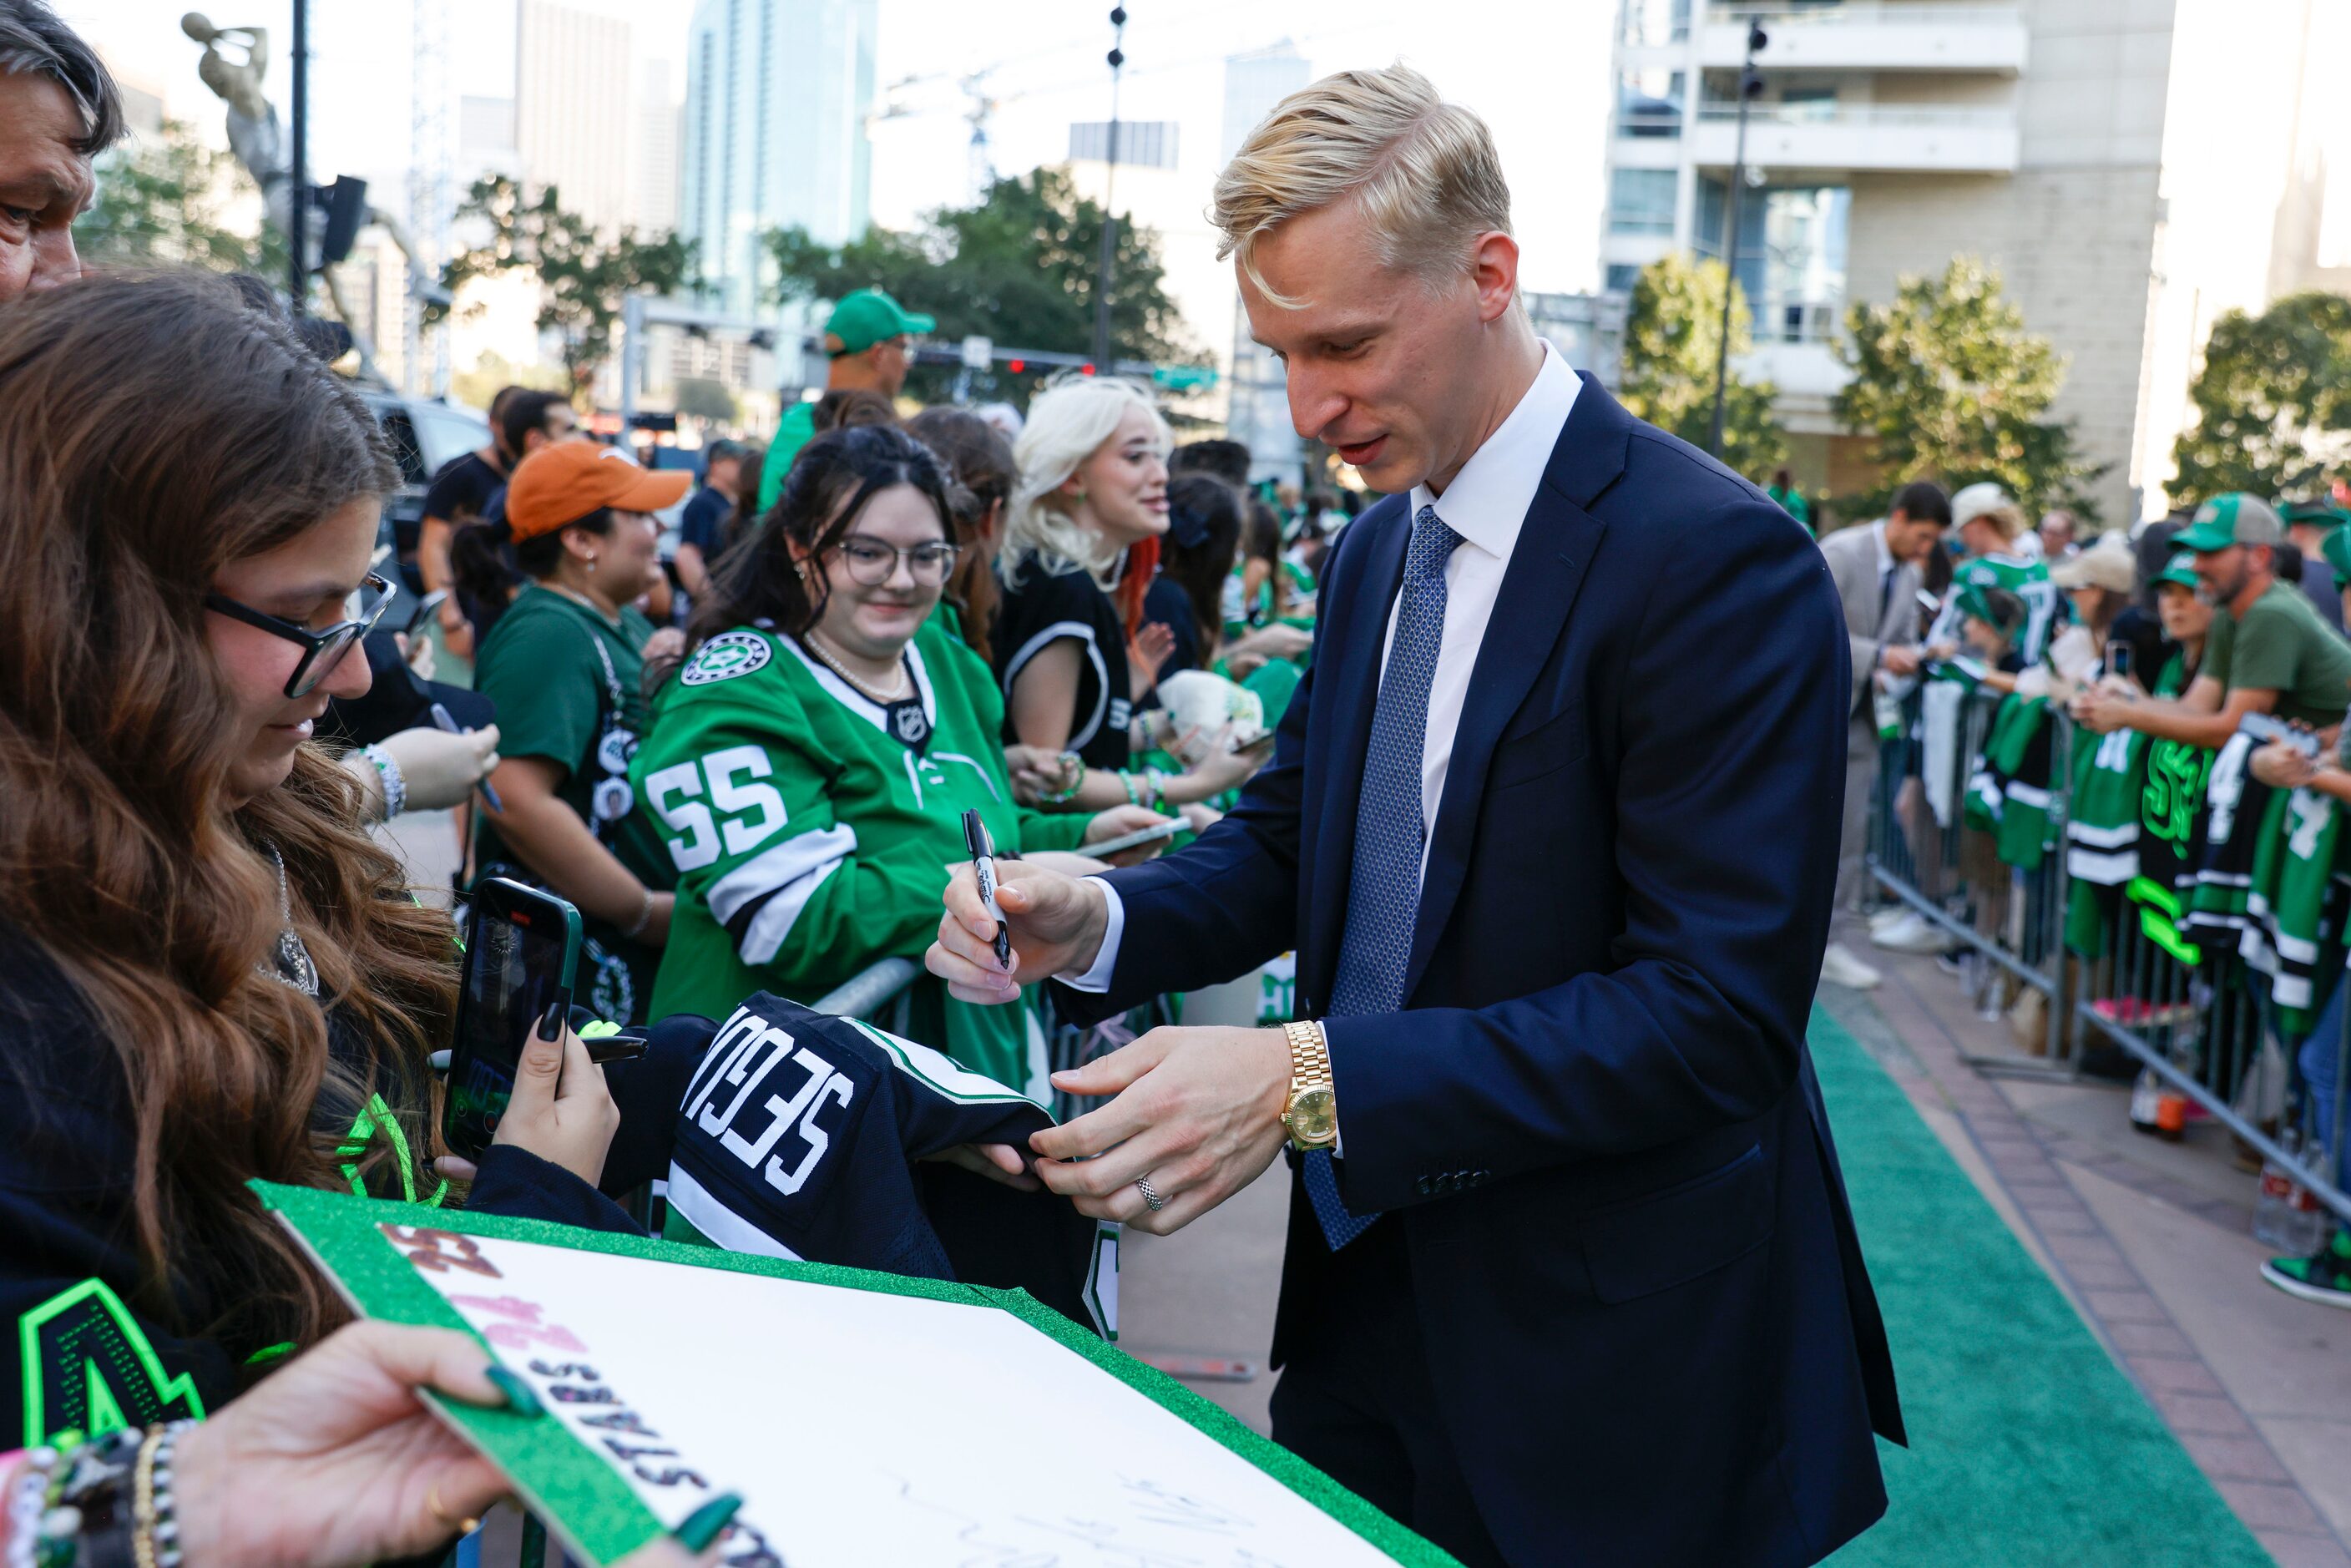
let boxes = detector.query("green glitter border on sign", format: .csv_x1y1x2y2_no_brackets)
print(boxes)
254,1180,1459,1568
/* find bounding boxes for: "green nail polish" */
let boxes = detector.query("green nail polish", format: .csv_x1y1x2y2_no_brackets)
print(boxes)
483,1364,544,1418
671,1491,744,1553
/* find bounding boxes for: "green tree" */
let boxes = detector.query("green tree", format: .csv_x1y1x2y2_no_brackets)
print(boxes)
77,118,286,276
1834,255,2104,520
672,375,739,423
2169,291,2351,503
764,167,1206,403
436,175,696,396
1617,254,1788,479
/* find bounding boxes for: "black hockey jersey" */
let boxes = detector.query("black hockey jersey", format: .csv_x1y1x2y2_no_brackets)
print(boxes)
664,994,1112,1335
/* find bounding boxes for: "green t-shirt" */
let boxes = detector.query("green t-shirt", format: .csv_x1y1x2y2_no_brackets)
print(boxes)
1767,484,1813,531
472,583,675,1023
630,619,1080,1095
755,400,819,513
2201,581,2351,727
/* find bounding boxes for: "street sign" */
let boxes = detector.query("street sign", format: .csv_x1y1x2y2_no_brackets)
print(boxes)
960,335,993,370
1150,364,1219,392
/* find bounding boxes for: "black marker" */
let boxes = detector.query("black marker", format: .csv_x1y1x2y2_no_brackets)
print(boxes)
430,701,505,814
962,808,1013,972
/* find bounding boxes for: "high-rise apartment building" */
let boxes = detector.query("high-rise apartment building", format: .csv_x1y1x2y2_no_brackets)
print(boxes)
1601,0,2328,523
680,0,879,321
514,0,633,234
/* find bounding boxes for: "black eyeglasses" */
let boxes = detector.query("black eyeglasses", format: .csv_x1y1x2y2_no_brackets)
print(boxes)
205,572,398,698
833,537,960,587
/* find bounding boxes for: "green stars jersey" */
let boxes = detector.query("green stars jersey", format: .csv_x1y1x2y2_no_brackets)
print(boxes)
1934,552,2060,665
1963,693,2055,870
631,620,1086,1096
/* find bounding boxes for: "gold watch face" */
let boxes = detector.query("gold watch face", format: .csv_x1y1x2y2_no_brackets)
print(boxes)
1286,1085,1337,1143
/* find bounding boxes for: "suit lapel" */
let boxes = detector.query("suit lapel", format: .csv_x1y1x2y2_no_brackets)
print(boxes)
1303,502,1411,1009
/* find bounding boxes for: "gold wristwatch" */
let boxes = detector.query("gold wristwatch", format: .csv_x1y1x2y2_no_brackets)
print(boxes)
1280,1020,1338,1151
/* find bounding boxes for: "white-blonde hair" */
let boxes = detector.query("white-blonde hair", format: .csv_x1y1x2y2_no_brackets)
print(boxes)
1210,62,1512,308
1004,373,1171,584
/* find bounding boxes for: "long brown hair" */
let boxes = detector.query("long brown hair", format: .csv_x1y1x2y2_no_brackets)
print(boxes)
0,273,459,1361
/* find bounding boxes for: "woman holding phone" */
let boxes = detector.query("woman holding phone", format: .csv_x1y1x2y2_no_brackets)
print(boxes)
0,275,629,1472
464,439,691,1024
633,426,1164,1095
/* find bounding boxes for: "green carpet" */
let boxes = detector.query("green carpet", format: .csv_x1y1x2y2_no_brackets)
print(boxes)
1810,1006,2273,1567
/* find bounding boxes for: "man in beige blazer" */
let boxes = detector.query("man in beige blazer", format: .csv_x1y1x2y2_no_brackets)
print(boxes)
1816,481,1951,988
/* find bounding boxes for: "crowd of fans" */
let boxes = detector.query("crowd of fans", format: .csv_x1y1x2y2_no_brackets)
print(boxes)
1822,473,2351,1314
0,8,1342,1549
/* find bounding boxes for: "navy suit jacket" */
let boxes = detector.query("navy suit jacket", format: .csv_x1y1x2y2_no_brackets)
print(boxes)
1060,376,1904,1566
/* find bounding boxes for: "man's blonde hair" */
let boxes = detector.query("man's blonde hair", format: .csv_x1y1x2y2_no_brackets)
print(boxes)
1210,63,1511,307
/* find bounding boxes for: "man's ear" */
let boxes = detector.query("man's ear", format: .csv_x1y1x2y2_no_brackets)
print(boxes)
1468,230,1522,326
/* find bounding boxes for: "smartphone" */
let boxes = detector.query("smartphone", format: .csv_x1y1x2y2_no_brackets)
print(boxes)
1085,818,1185,857
403,588,452,636
2240,711,2321,756
442,878,583,1161
2106,641,2132,680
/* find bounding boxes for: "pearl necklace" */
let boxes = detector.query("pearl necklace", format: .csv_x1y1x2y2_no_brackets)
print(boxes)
803,631,912,706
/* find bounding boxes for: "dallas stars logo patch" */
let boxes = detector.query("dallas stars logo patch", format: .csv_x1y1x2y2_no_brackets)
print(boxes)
681,630,772,686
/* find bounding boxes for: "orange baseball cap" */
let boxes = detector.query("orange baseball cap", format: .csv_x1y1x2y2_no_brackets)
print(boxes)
506,438,691,541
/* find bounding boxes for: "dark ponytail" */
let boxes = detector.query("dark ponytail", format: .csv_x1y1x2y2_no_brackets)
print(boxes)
447,514,517,626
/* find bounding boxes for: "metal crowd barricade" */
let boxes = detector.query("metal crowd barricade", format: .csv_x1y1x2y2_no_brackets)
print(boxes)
1864,688,2351,1227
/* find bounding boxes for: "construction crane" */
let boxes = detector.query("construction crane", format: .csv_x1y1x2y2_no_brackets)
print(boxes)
866,61,1032,205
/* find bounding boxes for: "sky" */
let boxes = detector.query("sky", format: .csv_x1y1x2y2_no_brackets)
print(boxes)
69,0,1618,296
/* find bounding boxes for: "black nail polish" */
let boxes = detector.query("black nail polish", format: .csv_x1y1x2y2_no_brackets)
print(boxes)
536,999,567,1040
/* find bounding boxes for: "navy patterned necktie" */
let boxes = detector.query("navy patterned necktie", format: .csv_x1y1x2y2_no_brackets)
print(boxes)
1303,504,1462,1251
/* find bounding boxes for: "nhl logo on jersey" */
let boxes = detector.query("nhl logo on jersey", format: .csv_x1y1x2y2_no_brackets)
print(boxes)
681,630,771,686
890,702,933,749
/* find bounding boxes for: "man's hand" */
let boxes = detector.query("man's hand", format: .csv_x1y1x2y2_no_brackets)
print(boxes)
928,860,1108,1002
2070,684,2135,734
1027,1026,1292,1236
1881,644,1923,677
2251,737,2322,790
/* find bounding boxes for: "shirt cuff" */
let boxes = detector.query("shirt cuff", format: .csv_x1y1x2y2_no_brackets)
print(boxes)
1058,877,1125,992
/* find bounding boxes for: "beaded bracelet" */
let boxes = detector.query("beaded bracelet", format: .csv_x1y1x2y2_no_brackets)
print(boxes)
1144,767,1167,814
1118,771,1142,808
33,1426,145,1568
5,1445,57,1568
361,743,407,820
131,1422,191,1568
1036,750,1086,806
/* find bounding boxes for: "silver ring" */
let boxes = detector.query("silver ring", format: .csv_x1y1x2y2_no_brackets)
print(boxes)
1135,1176,1166,1212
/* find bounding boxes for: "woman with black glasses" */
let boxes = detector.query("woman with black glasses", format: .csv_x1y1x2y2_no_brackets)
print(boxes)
0,274,633,1505
632,427,1165,1095
209,573,503,822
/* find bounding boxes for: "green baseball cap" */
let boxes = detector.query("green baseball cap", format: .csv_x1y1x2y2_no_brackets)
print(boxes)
2324,524,2351,583
2280,497,2351,532
2173,493,2284,553
2151,552,2202,591
822,288,935,357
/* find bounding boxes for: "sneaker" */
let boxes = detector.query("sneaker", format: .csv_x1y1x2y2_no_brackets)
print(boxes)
1820,943,1883,991
1868,907,1908,935
2261,1228,2351,1310
1871,912,1949,954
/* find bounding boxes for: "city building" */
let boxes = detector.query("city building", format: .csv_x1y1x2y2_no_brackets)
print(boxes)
513,0,633,234
1600,0,2333,524
1218,42,1313,484
630,58,682,235
680,0,879,327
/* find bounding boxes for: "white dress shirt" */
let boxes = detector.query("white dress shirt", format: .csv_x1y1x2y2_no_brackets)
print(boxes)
1066,341,1581,992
